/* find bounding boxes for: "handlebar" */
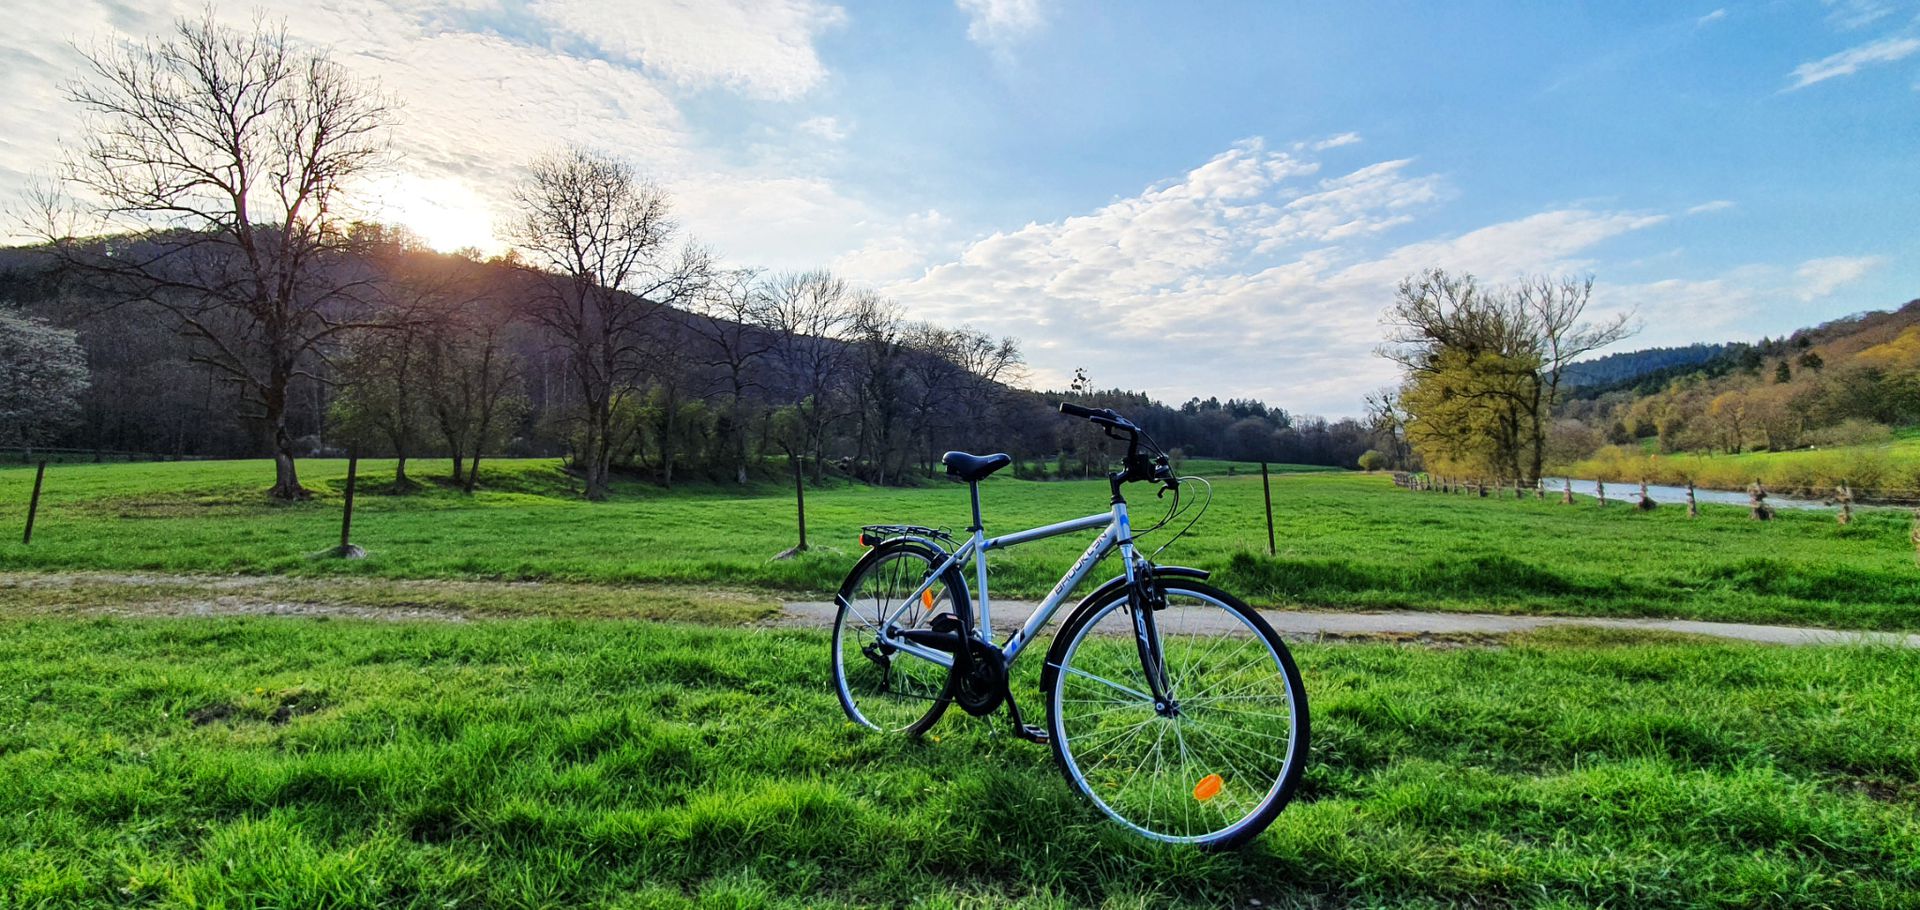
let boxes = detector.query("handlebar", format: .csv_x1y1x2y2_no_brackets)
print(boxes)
1056,401,1175,493
1057,401,1129,428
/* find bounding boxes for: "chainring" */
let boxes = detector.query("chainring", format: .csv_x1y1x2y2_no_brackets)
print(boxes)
952,637,1008,716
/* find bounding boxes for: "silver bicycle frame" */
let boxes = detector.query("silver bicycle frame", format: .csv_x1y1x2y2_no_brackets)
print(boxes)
870,499,1139,670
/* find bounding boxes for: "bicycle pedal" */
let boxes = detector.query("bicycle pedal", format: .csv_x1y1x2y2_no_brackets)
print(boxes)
928,612,964,634
1013,724,1049,744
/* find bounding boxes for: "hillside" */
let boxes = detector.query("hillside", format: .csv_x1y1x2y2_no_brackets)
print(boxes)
0,237,1370,476
1552,297,1920,492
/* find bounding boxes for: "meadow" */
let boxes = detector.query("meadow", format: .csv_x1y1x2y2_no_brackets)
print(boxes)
5,457,1920,630
2,613,1915,909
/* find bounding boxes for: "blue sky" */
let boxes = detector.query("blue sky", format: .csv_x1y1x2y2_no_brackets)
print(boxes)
3,0,1915,414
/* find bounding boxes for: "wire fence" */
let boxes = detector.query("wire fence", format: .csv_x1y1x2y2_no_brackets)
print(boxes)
1,447,217,466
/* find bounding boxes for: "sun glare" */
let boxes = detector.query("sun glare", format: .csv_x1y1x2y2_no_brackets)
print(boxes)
364,173,503,254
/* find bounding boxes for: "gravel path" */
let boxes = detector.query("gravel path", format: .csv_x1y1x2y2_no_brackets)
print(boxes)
6,570,1914,647
779,599,1920,648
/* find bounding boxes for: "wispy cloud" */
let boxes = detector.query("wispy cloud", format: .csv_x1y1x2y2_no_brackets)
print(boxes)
796,116,848,142
1696,8,1727,27
1687,200,1736,214
1310,132,1364,151
1795,254,1885,299
1788,34,1920,88
1822,0,1899,30
955,0,1048,48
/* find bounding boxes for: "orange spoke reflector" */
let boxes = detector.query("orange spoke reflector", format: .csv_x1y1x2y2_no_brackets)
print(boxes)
1193,773,1224,802
922,589,936,610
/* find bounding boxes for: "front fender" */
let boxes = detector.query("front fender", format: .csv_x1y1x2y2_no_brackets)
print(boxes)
1038,565,1210,695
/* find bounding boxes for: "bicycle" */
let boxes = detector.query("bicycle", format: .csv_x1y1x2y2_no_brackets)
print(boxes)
830,402,1310,848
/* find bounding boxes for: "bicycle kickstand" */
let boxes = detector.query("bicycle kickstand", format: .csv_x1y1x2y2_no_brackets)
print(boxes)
1003,689,1049,744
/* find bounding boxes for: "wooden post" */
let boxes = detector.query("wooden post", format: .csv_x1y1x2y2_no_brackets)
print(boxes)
339,452,359,550
1686,482,1698,518
792,456,808,552
1261,462,1276,556
23,461,46,545
1596,479,1606,506
1749,479,1773,521
1562,477,1573,504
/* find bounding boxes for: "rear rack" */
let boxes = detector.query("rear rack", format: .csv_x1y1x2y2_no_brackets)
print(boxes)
860,524,955,545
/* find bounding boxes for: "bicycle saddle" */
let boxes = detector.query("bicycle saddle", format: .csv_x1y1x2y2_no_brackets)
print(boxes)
942,451,1011,483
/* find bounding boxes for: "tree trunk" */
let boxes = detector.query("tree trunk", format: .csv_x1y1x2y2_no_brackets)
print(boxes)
394,452,410,489
265,390,308,500
450,451,466,487
465,452,483,494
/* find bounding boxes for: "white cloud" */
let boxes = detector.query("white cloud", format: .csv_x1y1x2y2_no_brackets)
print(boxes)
1822,0,1899,30
1696,8,1728,27
1311,132,1364,150
1795,254,1885,300
956,0,1048,47
0,0,868,261
524,0,846,100
1788,35,1920,88
796,115,848,142
1686,199,1736,214
877,138,1679,414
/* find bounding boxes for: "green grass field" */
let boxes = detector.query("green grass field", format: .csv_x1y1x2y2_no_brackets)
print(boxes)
3,613,1915,909
5,458,1920,629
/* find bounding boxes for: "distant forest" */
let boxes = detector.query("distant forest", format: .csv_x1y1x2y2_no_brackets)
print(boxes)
0,241,1370,482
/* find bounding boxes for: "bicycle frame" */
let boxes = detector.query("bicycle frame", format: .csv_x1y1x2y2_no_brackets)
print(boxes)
868,499,1140,672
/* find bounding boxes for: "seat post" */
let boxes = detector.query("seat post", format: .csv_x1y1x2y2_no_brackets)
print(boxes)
968,482,984,532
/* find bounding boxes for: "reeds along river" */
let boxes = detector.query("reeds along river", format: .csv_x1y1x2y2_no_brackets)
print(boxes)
1546,478,1853,511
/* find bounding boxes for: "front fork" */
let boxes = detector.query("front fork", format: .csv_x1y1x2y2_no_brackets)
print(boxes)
1126,558,1178,715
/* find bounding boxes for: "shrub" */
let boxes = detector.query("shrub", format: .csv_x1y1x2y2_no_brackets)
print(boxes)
1805,418,1893,449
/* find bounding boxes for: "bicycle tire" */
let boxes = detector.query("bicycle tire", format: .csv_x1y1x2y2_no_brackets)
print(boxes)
1041,579,1309,849
830,538,970,736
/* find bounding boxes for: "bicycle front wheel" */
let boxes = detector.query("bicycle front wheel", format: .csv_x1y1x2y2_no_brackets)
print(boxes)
1044,581,1308,848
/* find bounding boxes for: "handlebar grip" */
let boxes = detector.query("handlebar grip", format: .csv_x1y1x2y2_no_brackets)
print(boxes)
1058,402,1097,419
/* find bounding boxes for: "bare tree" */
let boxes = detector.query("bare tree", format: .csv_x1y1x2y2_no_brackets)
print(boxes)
419,276,526,494
849,292,910,485
760,269,854,484
40,11,395,498
687,269,774,483
1514,275,1634,483
511,146,709,499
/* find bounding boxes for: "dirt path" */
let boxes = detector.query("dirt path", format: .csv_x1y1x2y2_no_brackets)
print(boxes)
4,571,1915,647
779,599,1920,648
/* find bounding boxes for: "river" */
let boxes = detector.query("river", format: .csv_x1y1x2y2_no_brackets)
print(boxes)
1544,478,1849,512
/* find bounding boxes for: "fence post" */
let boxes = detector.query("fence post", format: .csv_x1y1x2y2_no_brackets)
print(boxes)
792,456,808,552
1261,461,1276,556
330,451,365,558
23,461,46,545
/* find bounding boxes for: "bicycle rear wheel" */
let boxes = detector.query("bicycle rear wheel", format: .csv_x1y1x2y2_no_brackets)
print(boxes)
1043,580,1308,848
831,539,966,735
